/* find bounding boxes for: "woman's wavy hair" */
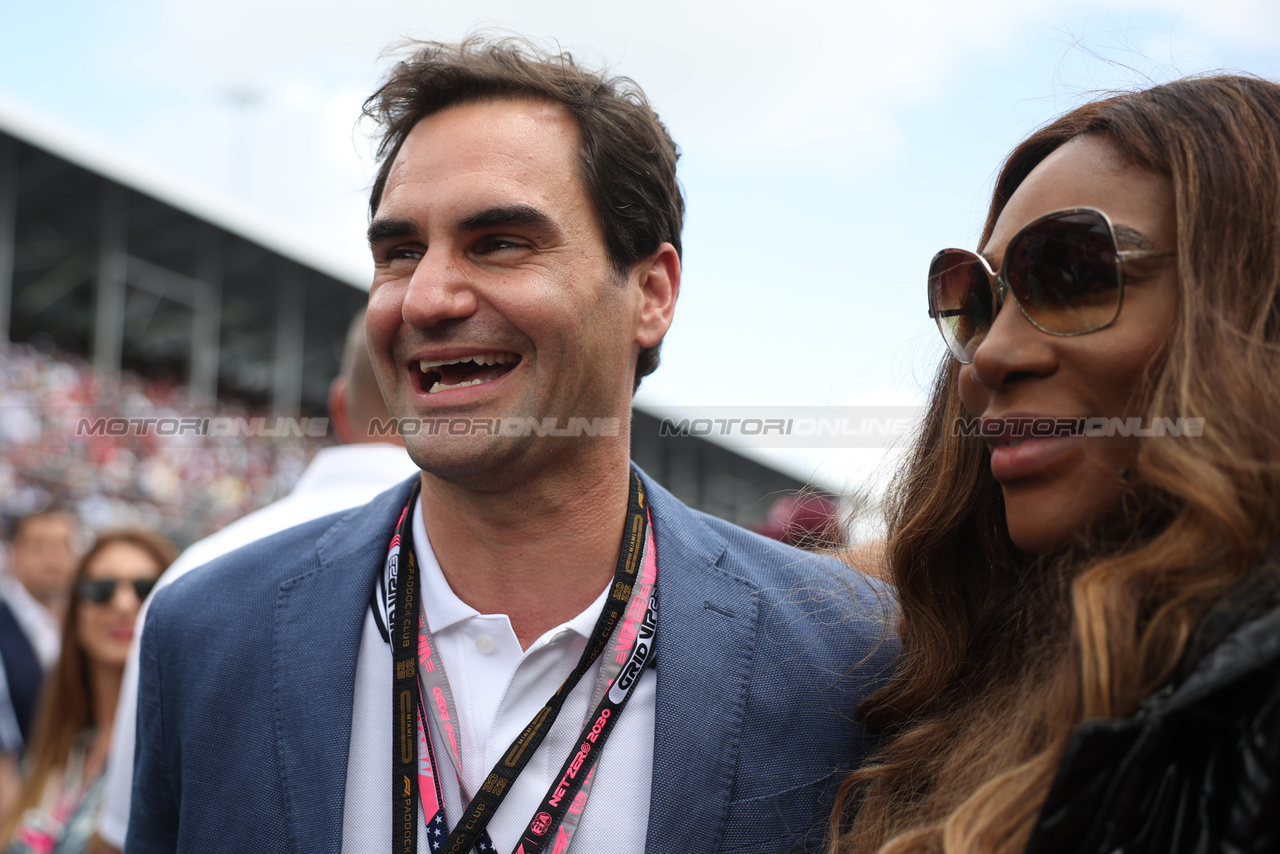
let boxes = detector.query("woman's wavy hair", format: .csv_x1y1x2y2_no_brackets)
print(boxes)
0,529,175,845
831,74,1280,854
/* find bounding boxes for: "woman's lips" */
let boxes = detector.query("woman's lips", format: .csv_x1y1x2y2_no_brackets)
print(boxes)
989,435,1082,482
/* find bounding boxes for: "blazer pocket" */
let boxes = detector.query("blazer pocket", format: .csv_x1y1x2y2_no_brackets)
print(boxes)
721,769,843,853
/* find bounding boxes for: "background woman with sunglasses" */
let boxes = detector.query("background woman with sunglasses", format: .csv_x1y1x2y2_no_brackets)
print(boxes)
829,74,1280,854
1,530,174,854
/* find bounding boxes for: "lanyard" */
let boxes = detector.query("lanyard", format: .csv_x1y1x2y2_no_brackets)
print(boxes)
386,472,655,854
417,514,657,854
511,531,656,854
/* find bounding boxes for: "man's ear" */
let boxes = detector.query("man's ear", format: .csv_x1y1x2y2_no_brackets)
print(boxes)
328,377,354,445
633,242,681,348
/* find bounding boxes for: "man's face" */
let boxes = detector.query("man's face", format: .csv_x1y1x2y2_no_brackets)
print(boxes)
366,98,668,487
10,514,79,606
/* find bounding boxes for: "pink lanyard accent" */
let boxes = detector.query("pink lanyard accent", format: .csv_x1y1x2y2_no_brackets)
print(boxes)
413,511,657,854
553,521,657,850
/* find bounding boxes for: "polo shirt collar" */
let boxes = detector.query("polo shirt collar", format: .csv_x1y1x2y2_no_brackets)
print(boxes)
412,496,607,645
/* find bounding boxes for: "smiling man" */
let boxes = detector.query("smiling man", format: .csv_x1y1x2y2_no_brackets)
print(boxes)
128,38,894,854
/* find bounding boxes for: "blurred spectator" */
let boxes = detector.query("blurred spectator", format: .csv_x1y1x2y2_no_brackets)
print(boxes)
1,511,80,748
0,529,174,854
93,310,416,853
756,493,845,552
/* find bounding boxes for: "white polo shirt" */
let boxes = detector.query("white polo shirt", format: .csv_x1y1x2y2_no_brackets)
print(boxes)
341,498,656,853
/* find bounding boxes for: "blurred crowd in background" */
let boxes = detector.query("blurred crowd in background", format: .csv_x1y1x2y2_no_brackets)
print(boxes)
0,341,327,553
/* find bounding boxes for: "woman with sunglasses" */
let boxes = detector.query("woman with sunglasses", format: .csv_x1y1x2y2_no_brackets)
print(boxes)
830,74,1280,854
1,530,174,854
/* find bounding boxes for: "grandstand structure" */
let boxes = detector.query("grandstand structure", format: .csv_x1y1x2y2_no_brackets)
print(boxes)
0,100,826,530
0,100,365,414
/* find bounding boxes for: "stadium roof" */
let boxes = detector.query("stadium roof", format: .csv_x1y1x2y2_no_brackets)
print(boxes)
0,93,369,290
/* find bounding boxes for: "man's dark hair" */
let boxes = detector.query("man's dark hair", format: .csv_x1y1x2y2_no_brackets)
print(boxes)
363,36,684,390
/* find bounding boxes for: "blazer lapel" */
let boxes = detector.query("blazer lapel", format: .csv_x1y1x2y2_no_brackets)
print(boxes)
640,471,761,854
272,478,417,854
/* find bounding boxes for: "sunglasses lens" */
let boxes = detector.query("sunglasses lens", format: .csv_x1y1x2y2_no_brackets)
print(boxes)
1004,210,1121,334
78,580,115,604
929,251,994,362
78,578,156,603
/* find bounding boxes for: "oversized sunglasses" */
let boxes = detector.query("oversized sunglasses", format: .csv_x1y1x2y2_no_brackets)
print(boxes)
78,577,157,604
927,207,1175,364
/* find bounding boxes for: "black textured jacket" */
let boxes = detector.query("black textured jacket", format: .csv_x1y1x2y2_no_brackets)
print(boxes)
1026,573,1280,853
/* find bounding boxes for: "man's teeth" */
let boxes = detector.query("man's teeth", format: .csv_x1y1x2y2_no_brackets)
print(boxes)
418,352,516,371
428,377,494,394
417,352,517,394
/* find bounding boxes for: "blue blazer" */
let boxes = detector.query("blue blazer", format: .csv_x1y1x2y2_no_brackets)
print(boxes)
129,470,895,853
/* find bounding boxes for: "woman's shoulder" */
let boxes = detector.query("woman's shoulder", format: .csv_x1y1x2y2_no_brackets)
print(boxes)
1167,553,1280,705
1026,573,1280,854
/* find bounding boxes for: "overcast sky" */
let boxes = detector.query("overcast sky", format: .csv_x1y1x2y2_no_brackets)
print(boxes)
3,0,1279,494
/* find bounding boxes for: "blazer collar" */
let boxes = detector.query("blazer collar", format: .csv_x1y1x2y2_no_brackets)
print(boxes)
271,475,418,854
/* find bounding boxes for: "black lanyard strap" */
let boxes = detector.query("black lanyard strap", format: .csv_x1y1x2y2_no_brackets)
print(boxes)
392,472,651,854
391,486,424,854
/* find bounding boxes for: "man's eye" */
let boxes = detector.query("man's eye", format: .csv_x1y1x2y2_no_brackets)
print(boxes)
380,246,423,263
474,237,528,255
